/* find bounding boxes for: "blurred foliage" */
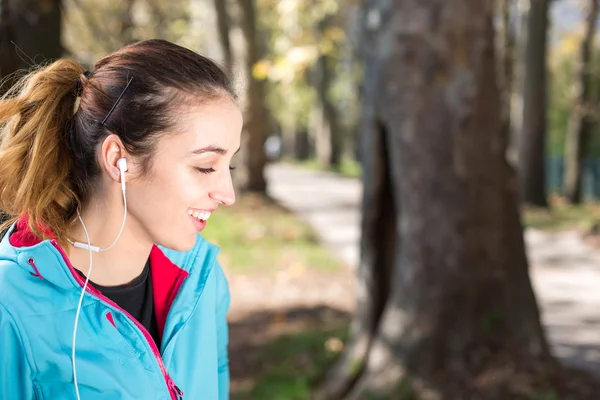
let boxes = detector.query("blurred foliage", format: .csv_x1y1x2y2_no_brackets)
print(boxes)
63,0,361,156
548,31,600,157
254,0,361,138
63,0,202,65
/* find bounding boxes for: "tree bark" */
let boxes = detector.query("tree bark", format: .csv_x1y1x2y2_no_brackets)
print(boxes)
319,0,551,398
237,0,268,193
213,0,234,76
563,0,599,204
518,0,549,206
498,0,517,146
507,0,529,167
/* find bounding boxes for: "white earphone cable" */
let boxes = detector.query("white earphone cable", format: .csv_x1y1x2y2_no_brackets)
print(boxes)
71,161,127,400
68,187,127,252
72,212,92,400
96,189,127,252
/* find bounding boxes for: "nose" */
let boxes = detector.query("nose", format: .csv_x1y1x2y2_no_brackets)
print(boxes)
209,171,236,206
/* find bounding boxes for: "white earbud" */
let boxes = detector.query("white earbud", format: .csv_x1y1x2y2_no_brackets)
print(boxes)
117,158,128,192
117,157,128,172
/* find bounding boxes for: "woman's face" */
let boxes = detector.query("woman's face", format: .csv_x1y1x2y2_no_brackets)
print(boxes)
125,97,242,252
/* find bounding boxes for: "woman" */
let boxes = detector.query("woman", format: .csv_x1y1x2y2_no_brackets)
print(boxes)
0,39,241,399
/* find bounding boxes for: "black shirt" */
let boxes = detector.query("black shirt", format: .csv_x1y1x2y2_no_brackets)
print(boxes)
76,260,161,348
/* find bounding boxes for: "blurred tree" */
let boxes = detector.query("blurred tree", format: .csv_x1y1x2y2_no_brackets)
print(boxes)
497,0,517,145
519,0,549,206
312,11,343,168
238,0,269,192
213,0,234,75
0,0,63,90
247,0,359,165
118,0,136,44
317,0,551,398
63,0,192,63
563,0,599,204
549,33,600,160
506,0,529,166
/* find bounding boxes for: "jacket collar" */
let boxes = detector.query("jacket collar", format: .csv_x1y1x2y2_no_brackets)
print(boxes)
1,216,218,340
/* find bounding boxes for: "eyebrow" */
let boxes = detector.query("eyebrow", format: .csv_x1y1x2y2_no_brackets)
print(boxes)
191,145,227,155
190,145,242,156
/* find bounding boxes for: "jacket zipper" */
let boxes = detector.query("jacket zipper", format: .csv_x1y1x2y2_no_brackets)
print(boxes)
50,240,183,400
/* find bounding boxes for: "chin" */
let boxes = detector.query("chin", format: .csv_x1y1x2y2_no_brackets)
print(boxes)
156,233,198,253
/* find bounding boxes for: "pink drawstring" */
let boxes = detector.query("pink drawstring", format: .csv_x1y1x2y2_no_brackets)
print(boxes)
27,257,44,280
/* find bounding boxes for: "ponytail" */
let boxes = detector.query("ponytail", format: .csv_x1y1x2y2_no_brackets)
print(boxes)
0,59,83,245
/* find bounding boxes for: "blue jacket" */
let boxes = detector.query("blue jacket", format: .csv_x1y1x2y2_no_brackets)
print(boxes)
0,219,230,399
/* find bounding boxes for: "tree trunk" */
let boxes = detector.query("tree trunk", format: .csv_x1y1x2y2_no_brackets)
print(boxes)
314,16,343,168
563,0,599,204
0,0,62,89
498,0,517,146
518,0,549,207
237,0,268,193
319,0,551,398
294,129,310,160
507,0,529,167
213,0,234,76
315,54,343,168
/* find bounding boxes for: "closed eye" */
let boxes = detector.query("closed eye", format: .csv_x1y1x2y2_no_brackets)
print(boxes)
195,167,215,174
196,166,235,174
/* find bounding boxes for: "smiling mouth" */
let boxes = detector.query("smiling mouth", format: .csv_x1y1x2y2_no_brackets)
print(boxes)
188,208,212,221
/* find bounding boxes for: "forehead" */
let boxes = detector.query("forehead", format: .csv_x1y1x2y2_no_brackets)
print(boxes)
158,98,243,155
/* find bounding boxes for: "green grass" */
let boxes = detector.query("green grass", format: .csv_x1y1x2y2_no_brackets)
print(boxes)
201,194,342,273
234,326,349,400
522,197,600,232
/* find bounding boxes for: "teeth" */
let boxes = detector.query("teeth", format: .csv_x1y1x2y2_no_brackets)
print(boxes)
188,209,211,221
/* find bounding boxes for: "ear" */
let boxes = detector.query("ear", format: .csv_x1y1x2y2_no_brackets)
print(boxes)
100,134,131,184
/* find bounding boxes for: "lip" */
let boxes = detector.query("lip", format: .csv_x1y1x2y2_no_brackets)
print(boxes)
189,215,207,232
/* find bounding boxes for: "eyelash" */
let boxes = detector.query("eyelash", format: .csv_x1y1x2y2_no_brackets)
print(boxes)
195,166,236,175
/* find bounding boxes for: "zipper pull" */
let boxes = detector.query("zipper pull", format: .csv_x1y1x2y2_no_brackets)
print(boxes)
168,377,184,399
174,384,184,399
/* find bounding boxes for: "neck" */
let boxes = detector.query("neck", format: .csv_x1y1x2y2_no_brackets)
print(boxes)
67,196,152,287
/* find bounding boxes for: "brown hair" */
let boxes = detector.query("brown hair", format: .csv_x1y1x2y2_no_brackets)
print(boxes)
0,39,235,245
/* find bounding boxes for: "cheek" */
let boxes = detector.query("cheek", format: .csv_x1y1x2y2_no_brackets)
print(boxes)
133,170,207,247
150,166,198,201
